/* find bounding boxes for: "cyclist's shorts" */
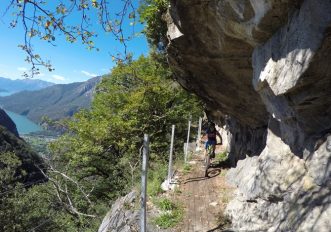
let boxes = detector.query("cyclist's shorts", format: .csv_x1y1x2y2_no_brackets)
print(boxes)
205,140,216,149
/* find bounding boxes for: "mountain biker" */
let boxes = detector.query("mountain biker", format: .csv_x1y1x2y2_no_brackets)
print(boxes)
204,122,222,159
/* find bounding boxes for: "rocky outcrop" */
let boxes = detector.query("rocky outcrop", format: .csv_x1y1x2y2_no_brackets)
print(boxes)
99,191,172,232
98,191,139,232
166,0,331,231
0,108,19,137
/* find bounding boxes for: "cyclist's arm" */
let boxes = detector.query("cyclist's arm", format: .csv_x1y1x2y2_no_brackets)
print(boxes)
201,129,209,140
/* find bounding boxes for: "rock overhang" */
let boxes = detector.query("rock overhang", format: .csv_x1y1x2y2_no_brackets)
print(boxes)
166,0,303,128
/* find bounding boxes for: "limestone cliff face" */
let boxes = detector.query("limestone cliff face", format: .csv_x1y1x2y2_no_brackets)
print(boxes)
166,0,331,231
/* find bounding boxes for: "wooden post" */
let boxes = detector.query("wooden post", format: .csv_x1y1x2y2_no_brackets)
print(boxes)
141,134,149,232
196,117,202,151
185,119,191,163
167,125,175,185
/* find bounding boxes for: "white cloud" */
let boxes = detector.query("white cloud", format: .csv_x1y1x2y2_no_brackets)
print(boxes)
0,71,9,77
17,67,28,72
81,70,97,77
52,74,66,81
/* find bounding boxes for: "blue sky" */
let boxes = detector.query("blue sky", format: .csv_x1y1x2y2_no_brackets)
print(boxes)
0,1,149,84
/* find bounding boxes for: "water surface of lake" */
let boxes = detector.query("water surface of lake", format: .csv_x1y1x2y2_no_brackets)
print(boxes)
5,110,42,134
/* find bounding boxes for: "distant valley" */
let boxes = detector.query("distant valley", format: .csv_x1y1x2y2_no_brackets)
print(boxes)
0,76,101,123
0,76,54,96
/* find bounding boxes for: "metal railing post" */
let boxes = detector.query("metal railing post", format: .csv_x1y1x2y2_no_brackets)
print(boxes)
185,119,191,163
141,134,149,232
167,125,175,185
196,117,202,151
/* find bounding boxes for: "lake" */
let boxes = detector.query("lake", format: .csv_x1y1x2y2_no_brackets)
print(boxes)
5,110,42,134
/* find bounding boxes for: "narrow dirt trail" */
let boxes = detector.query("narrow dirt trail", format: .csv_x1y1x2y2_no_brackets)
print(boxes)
170,147,234,232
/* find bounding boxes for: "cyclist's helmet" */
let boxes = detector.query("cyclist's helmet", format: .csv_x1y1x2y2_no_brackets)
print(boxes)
208,121,215,128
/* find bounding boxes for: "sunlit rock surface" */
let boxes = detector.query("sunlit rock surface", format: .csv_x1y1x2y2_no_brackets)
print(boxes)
98,191,139,232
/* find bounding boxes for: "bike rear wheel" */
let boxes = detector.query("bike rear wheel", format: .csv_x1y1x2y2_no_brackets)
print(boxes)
204,147,212,177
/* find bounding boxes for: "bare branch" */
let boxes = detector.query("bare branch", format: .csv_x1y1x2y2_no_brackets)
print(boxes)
37,165,96,218
48,167,92,204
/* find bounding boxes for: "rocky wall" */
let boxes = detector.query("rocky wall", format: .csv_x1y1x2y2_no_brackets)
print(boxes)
166,0,304,165
224,117,267,166
166,0,331,230
226,119,331,231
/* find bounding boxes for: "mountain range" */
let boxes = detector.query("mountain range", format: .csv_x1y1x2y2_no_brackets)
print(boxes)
0,76,102,123
0,77,54,96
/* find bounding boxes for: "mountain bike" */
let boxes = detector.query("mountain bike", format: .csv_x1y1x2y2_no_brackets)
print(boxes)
204,144,213,177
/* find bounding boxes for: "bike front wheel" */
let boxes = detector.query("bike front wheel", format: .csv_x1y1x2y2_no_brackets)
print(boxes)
204,154,210,177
